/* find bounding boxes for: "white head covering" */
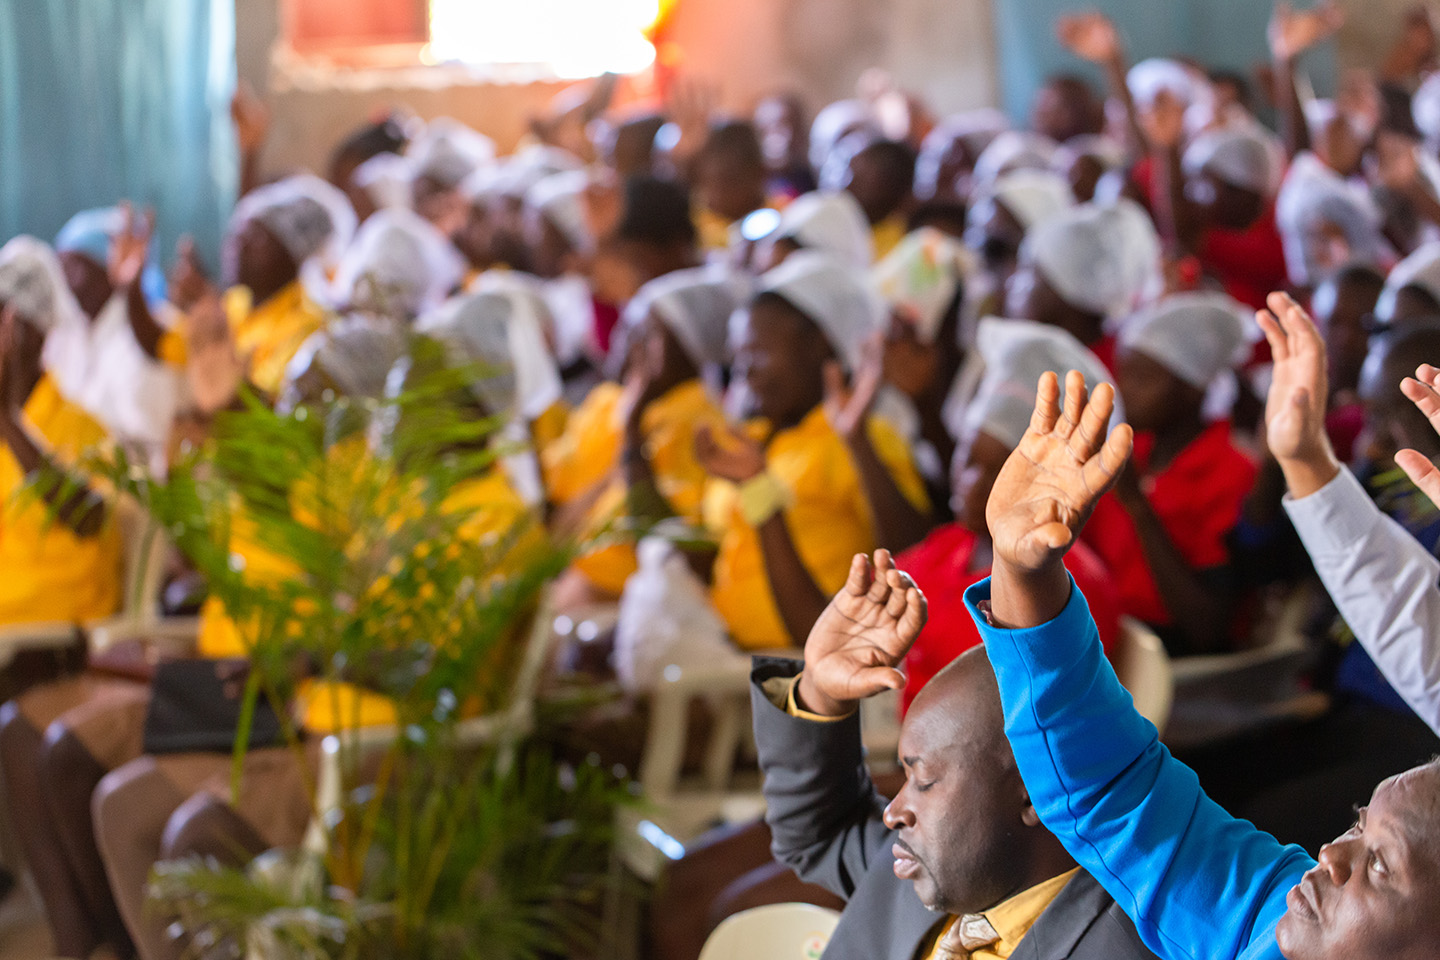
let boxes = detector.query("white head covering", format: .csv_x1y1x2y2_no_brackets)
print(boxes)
1183,128,1276,196
968,169,1076,238
525,169,595,254
751,250,885,372
770,191,874,269
1377,241,1440,322
352,153,416,211
809,99,877,172
870,228,971,343
327,208,465,320
224,174,357,289
405,118,496,189
1127,58,1209,109
287,315,409,400
615,265,741,381
927,109,1011,158
971,131,1060,190
1275,153,1386,287
0,236,85,333
1055,134,1129,172
1119,291,1255,389
1025,200,1162,318
1413,73,1440,147
416,289,563,421
958,317,1118,448
463,146,584,206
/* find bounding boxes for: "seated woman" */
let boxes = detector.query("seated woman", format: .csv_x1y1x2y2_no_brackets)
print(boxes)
91,311,543,960
0,236,134,959
963,168,1073,298
542,267,734,601
205,175,356,399
698,251,929,650
1083,292,1259,655
897,318,1122,713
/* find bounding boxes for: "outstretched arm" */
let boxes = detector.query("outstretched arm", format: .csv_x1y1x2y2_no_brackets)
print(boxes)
973,371,1309,960
1264,295,1440,733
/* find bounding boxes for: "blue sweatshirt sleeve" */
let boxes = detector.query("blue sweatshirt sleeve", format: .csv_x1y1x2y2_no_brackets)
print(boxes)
966,576,1314,960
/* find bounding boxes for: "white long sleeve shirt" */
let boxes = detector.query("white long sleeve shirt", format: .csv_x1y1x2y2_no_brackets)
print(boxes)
1283,468,1440,733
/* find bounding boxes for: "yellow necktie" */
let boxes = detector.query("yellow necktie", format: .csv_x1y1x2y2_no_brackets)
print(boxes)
933,914,1001,960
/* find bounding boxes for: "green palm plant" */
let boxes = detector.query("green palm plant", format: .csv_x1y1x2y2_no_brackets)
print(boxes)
73,342,632,959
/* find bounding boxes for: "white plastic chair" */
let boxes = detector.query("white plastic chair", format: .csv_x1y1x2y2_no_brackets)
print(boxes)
303,588,560,856
1113,616,1174,734
697,903,841,960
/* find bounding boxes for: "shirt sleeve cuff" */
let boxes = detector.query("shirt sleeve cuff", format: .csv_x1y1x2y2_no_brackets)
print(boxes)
769,673,853,722
964,575,1094,672
1281,467,1376,556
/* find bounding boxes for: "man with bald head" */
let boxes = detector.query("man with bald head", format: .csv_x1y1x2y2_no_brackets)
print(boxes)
750,551,1157,959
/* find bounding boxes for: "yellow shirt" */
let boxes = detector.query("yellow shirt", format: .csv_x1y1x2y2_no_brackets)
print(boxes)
297,467,539,734
871,216,908,262
0,376,122,625
695,206,737,254
923,869,1082,960
544,379,727,596
227,281,329,397
704,406,928,650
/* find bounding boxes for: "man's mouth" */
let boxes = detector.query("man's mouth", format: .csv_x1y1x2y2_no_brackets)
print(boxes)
1285,874,1323,924
892,841,923,881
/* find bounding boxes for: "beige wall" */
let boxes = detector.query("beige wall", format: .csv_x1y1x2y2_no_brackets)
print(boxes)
235,0,1000,176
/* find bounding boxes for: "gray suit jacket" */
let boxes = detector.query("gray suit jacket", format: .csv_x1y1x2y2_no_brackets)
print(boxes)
751,657,1159,960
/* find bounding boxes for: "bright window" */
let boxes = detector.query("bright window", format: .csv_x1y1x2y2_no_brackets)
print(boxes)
427,0,660,79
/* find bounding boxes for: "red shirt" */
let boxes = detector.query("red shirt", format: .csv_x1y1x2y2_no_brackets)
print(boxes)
896,524,1122,714
1130,158,1286,311
1081,421,1258,626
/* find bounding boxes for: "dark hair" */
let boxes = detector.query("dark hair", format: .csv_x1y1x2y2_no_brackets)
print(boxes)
855,139,918,191
701,121,766,170
1208,70,1253,109
616,176,697,248
907,200,969,237
1332,263,1387,291
331,116,409,168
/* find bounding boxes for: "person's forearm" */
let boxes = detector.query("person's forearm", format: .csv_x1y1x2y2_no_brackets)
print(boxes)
620,427,678,527
1102,54,1147,156
1284,468,1440,733
989,558,1071,630
0,414,105,536
239,149,263,199
757,513,832,645
1273,55,1310,161
1154,143,1199,255
1276,448,1341,499
124,280,165,360
1121,496,1232,653
969,576,1309,958
843,427,934,554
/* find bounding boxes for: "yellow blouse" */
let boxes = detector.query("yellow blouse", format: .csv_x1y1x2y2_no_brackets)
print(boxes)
227,281,329,397
0,376,122,626
871,216,908,262
543,379,727,596
703,406,927,650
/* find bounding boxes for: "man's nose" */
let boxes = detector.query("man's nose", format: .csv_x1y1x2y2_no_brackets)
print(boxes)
1316,838,1356,886
882,791,915,831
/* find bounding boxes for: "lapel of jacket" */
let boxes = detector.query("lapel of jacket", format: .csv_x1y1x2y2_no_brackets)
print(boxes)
1005,870,1111,960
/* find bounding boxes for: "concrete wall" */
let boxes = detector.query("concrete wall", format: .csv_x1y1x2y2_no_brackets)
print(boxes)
235,0,1000,176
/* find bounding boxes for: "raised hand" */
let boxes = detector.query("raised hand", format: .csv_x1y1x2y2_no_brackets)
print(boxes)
1056,12,1123,65
1256,292,1332,464
797,550,928,716
695,423,766,483
988,371,1132,575
822,336,884,441
231,81,272,154
1398,363,1440,505
169,237,215,312
1269,1,1345,61
108,203,154,290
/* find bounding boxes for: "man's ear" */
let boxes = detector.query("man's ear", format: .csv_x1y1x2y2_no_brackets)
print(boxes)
1020,789,1043,829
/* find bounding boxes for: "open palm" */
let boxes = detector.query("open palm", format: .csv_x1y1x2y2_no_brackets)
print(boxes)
987,371,1132,574
801,550,927,712
1256,292,1329,464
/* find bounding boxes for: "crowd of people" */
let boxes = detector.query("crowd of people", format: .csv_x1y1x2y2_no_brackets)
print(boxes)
3,0,1440,957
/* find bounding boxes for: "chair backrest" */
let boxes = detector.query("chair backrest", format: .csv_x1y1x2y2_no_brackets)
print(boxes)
1114,616,1174,734
697,903,841,960
113,497,170,624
